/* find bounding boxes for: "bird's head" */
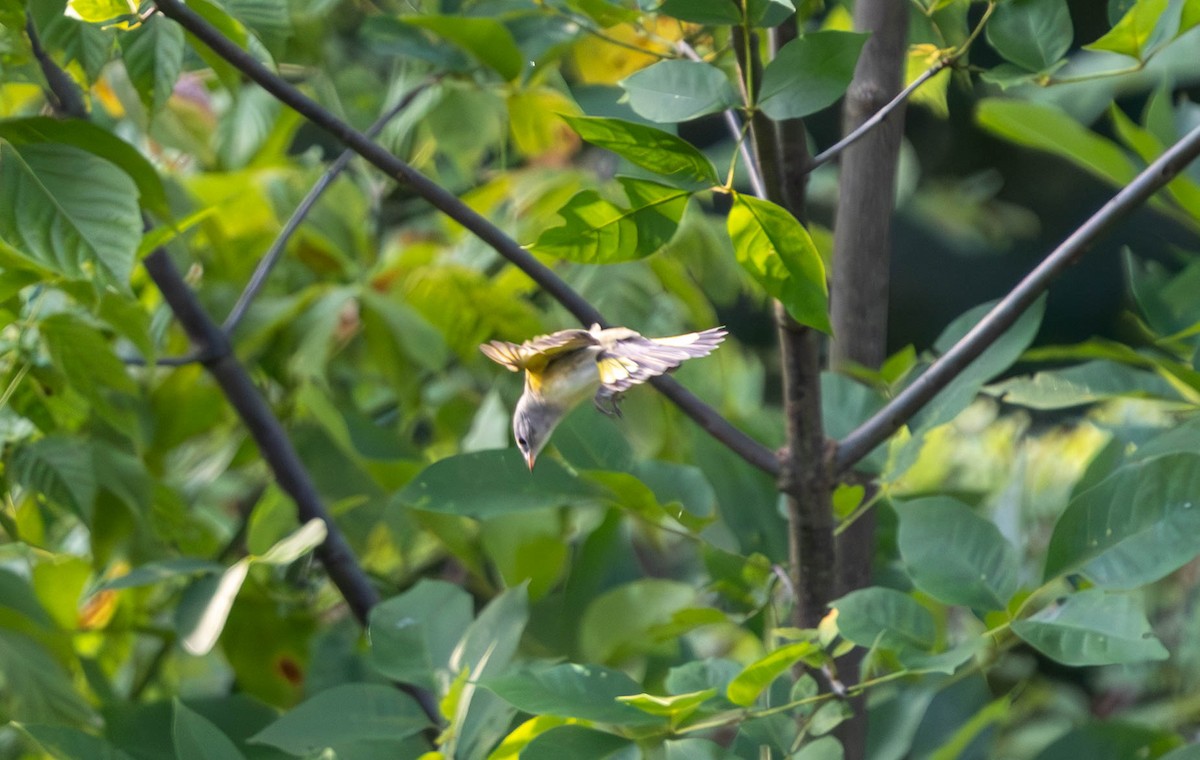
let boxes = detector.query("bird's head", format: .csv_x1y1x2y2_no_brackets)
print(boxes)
513,396,563,471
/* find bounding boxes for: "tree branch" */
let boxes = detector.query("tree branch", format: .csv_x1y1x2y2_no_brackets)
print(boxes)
25,17,88,119
835,117,1200,472
152,0,779,476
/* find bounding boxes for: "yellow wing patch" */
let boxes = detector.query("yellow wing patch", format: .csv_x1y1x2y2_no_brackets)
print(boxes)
597,355,639,385
479,341,526,372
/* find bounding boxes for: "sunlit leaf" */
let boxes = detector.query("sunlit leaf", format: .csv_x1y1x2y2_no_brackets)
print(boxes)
1085,0,1172,59
180,559,250,656
726,641,821,707
727,193,830,332
985,360,1182,409
65,0,136,24
561,115,720,188
579,579,697,663
255,518,327,565
1012,590,1169,666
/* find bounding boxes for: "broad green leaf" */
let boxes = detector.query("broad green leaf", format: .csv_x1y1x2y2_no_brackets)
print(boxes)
726,641,821,707
1034,722,1180,760
405,16,523,81
579,579,697,663
567,0,640,27
0,570,53,627
976,100,1139,188
394,450,610,517
666,659,743,699
248,684,430,753
747,0,797,26
986,360,1182,409
1131,416,1200,462
10,436,97,521
180,559,250,656
16,724,133,760
120,14,185,116
663,738,740,760
1085,0,1172,59
551,405,633,471
172,701,247,760
831,587,936,651
65,0,136,23
0,142,142,286
620,61,737,123
521,726,636,760
359,288,450,373
0,118,168,219
95,559,224,591
727,193,830,332
561,116,720,188
255,518,327,565
40,312,137,430
0,631,95,724
758,32,868,120
31,0,113,80
482,663,664,726
531,177,690,263
215,85,282,169
985,0,1073,72
1109,104,1200,219
895,496,1020,611
1012,589,1169,666
794,736,845,760
1044,454,1200,588
657,0,742,24
368,580,473,688
1183,0,1200,32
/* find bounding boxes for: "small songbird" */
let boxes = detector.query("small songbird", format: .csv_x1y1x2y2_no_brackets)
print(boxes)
480,324,727,470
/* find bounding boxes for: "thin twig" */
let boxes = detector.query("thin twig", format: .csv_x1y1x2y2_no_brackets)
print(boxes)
835,118,1200,472
153,0,780,477
223,79,437,334
676,40,766,198
804,1,996,173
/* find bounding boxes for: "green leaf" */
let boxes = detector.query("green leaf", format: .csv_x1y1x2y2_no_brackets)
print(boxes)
531,177,690,263
579,579,697,663
368,579,473,689
831,587,936,651
664,738,740,760
1034,722,1180,760
620,61,737,123
975,99,1139,188
793,736,845,760
521,726,636,760
0,142,142,287
1109,104,1200,219
747,0,796,26
985,359,1182,409
0,631,95,724
726,641,821,707
0,570,53,627
1011,589,1169,666
567,0,641,27
1085,0,1172,59
179,559,250,656
172,701,247,760
65,0,136,23
10,436,97,521
561,116,720,188
895,496,1020,611
758,32,868,120
727,193,830,332
1044,454,1200,588
16,724,134,760
482,663,664,725
119,14,184,116
31,0,113,81
1161,743,1200,760
394,450,610,518
657,0,742,24
985,0,1073,72
249,684,430,754
404,16,523,81
40,312,136,430
617,689,718,719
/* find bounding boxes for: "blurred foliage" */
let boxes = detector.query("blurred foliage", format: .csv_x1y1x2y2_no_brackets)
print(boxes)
0,0,1198,758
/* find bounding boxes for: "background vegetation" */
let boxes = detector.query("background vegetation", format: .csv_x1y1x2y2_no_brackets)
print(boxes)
1,0,1200,758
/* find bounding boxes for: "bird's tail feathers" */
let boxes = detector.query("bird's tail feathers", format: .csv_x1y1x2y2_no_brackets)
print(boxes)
479,341,526,372
651,326,728,356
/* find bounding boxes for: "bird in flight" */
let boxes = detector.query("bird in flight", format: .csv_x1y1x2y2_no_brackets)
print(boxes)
480,324,727,470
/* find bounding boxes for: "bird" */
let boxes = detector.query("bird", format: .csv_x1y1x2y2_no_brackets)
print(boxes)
480,324,727,470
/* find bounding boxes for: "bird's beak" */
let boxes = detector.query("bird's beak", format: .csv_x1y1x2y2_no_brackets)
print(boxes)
524,450,536,471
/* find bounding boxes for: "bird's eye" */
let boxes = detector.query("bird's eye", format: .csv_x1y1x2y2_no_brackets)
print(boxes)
517,437,528,450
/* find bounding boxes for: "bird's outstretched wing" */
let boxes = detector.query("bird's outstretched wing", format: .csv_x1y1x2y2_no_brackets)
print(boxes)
596,327,727,393
480,329,597,372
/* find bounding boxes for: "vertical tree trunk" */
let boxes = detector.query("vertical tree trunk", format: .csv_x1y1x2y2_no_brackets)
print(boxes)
830,3,909,758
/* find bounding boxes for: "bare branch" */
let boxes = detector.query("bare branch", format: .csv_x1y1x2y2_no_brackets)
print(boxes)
25,17,88,119
223,79,437,334
835,118,1200,472
152,0,779,476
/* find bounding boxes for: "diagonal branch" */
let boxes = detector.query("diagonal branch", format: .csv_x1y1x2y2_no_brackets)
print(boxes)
152,0,779,476
835,118,1200,472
